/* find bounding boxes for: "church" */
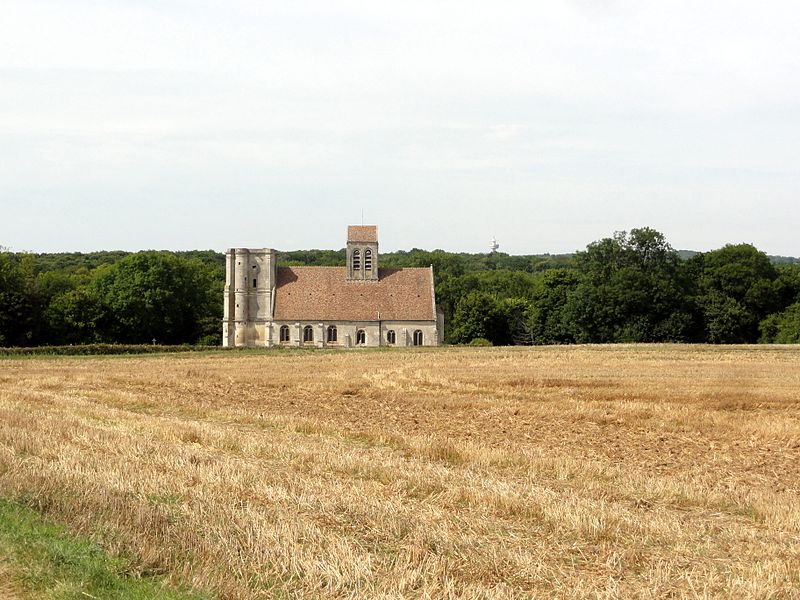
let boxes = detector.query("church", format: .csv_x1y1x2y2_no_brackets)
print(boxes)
222,226,443,348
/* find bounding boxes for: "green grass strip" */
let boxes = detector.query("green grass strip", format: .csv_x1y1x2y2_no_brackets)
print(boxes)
0,497,208,600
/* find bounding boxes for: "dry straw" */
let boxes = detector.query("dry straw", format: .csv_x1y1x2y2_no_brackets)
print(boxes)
1,345,799,598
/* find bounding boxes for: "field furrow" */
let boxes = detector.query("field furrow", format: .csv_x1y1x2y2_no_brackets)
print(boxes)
1,346,799,598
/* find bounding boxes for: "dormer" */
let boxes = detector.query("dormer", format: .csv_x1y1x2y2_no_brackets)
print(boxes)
346,225,378,281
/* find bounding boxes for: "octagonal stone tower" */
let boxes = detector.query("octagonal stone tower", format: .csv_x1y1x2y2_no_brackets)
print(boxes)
222,248,277,347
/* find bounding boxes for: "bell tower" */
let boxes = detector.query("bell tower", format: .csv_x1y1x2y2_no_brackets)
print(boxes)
346,225,379,281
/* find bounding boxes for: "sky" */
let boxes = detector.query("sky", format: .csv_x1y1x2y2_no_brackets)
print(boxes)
1,0,799,256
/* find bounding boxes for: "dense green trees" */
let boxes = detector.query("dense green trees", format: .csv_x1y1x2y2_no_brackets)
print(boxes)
92,253,220,344
760,303,800,343
450,291,505,345
695,244,781,343
0,251,222,347
0,229,798,347
44,287,103,344
0,253,29,346
565,228,694,342
527,269,580,344
436,230,799,346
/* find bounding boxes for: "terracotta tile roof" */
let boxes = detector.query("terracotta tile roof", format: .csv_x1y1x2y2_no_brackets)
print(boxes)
347,225,378,243
274,267,435,322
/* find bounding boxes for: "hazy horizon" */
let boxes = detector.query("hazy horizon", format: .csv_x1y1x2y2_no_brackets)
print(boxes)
5,239,799,260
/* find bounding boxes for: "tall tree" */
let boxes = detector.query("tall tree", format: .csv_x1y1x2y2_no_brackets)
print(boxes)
565,228,694,342
92,252,220,344
450,291,509,345
0,253,28,346
528,269,580,344
44,287,104,345
759,302,800,343
698,244,779,343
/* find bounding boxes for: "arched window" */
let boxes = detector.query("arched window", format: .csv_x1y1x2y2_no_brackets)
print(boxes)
352,249,361,271
303,325,314,343
364,248,372,271
356,329,366,345
386,329,396,344
279,325,290,342
413,330,423,346
327,325,337,343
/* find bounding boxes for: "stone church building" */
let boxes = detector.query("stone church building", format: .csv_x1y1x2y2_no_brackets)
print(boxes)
223,226,443,348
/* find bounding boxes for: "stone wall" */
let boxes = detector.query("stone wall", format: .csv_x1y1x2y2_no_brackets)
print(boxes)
222,248,276,348
267,320,439,348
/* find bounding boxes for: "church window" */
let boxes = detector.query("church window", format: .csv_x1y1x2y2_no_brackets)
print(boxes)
352,249,361,271
356,329,366,345
327,325,338,343
303,325,314,342
364,248,372,271
253,278,257,288
279,325,290,342
413,330,423,346
386,329,396,344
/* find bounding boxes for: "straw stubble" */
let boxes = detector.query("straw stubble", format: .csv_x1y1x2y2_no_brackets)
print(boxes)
1,345,799,598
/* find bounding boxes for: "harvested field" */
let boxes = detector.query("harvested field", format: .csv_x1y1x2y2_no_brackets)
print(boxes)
1,345,799,598
0,562,21,600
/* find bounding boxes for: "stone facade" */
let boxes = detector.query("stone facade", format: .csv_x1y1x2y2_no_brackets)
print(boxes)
222,248,276,348
223,226,443,348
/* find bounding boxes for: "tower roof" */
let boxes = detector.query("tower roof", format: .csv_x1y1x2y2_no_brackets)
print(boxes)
347,225,378,243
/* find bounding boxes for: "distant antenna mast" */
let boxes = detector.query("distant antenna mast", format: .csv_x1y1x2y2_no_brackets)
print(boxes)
490,236,500,253
361,208,364,226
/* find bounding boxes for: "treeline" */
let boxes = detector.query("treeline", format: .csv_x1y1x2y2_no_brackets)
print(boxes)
0,251,223,347
430,229,800,345
1,228,799,347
